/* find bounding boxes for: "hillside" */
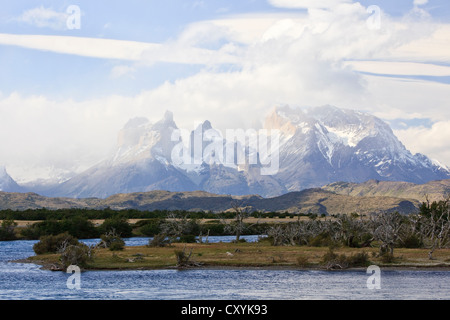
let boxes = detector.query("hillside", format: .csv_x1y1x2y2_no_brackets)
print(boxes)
0,188,420,216
38,106,450,199
323,179,450,203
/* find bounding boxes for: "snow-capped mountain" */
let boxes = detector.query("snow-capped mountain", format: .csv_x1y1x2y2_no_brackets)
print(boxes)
269,105,450,192
0,166,23,192
49,111,197,198
44,105,450,198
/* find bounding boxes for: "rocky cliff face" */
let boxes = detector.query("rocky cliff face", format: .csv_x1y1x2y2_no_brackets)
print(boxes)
0,166,23,193
43,105,450,198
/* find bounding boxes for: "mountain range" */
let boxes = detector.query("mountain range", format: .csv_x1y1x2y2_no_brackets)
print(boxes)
0,166,24,193
0,188,420,215
1,105,449,199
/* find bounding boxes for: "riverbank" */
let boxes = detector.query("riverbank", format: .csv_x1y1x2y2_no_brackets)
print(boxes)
19,241,450,271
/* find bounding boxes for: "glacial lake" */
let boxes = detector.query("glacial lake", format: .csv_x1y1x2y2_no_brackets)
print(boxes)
0,236,449,300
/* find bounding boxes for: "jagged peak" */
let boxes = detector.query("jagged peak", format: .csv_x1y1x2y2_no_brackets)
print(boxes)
123,117,150,129
0,165,7,179
162,110,174,123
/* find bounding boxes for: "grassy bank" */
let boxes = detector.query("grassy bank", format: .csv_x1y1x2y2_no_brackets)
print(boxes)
23,241,450,271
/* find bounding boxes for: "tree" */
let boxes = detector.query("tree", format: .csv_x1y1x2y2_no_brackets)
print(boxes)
0,219,17,241
222,202,258,242
418,196,450,260
99,217,133,238
369,212,405,258
157,213,199,243
98,228,125,251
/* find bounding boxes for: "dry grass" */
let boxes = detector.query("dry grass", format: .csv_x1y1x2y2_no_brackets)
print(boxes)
24,241,450,271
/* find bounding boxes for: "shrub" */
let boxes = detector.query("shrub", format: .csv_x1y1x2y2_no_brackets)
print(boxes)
22,217,98,240
309,232,334,247
399,235,424,248
62,216,99,239
33,233,79,255
379,252,395,264
346,252,370,267
177,234,197,243
321,248,370,269
21,220,64,239
99,229,125,251
60,243,93,269
136,219,162,236
296,255,310,267
98,217,132,238
0,219,17,241
148,233,170,247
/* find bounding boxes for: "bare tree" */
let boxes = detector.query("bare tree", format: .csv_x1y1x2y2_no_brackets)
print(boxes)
333,214,368,247
419,195,450,260
174,245,201,269
158,213,198,242
369,212,405,257
222,201,259,242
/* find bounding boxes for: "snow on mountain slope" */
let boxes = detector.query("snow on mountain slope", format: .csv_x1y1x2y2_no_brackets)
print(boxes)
268,105,450,192
43,105,450,198
0,166,23,192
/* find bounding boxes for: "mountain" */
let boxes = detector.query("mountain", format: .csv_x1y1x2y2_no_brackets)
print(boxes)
42,105,450,198
49,112,198,198
0,166,23,193
323,179,450,203
268,105,450,192
0,189,420,215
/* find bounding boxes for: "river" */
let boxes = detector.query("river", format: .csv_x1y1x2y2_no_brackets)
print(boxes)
0,237,449,300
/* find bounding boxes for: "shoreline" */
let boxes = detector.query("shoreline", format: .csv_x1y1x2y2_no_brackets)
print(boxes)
13,257,450,272
11,241,450,273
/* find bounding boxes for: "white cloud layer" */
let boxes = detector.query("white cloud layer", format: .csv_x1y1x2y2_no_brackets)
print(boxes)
1,2,450,181
16,6,69,30
395,121,450,169
268,0,352,9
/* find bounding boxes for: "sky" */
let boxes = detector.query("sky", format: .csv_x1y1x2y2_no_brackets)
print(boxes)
0,0,450,183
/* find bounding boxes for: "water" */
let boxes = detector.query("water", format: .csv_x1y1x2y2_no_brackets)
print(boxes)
0,237,449,300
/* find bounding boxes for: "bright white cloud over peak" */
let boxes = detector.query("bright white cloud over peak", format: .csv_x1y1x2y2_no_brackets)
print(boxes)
0,0,449,182
268,0,353,9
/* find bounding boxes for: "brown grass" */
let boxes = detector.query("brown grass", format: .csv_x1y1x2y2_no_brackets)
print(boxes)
23,241,450,271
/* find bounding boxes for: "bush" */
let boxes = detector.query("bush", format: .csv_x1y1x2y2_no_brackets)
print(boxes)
62,216,99,239
321,248,370,269
148,233,170,247
21,220,64,239
98,217,132,238
136,219,163,236
60,243,93,269
21,217,98,240
296,255,310,267
0,219,17,241
33,233,79,255
399,235,424,248
99,230,125,251
346,252,370,267
177,234,197,243
379,252,395,264
309,232,334,247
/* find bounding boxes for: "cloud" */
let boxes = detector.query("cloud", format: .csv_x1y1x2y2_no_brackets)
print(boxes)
395,121,450,169
110,65,136,79
413,0,429,7
2,1,450,181
345,61,450,76
0,33,238,66
268,0,352,9
16,6,69,30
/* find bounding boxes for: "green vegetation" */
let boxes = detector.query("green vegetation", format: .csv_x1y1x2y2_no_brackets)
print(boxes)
0,219,17,241
5,198,450,271
25,241,450,271
0,207,302,221
32,233,79,255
